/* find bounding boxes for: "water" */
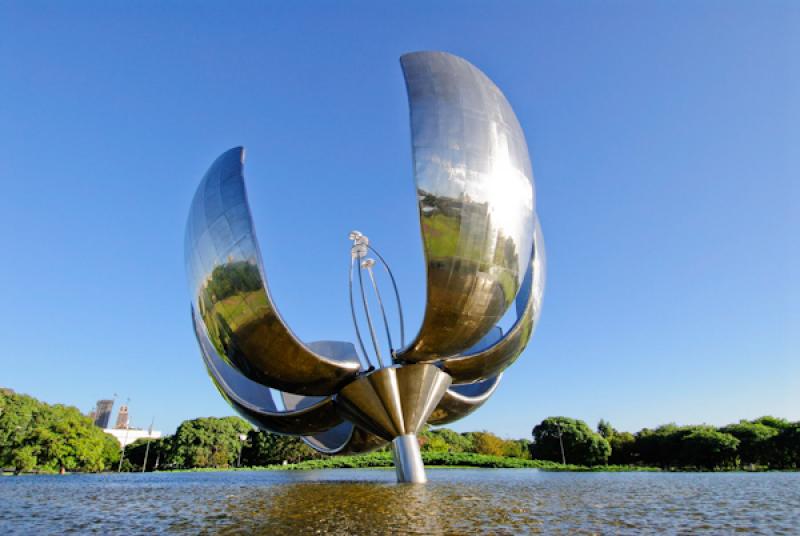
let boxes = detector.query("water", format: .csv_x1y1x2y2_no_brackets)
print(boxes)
1,469,798,534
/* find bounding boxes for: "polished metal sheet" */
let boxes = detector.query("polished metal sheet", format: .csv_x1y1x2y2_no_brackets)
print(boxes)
185,52,545,477
185,147,360,395
427,326,504,425
192,307,344,435
336,364,452,441
303,422,388,455
438,217,545,383
396,51,536,362
428,374,502,425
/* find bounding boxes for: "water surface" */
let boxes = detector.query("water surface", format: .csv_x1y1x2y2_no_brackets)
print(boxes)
1,469,798,534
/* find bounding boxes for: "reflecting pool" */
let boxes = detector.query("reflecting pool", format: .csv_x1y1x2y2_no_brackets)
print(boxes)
1,469,798,534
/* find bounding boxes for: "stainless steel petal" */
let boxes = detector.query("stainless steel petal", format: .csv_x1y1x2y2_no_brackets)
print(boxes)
185,147,361,395
428,374,503,426
335,364,452,441
302,422,388,455
396,51,537,362
280,341,362,411
438,217,545,383
192,307,344,435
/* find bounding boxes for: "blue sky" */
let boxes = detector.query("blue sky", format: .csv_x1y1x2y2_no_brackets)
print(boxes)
1,1,798,439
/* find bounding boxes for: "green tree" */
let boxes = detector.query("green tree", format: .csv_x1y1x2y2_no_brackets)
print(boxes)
470,431,506,456
0,392,118,473
597,419,616,439
419,427,474,453
168,416,251,468
531,417,611,466
720,421,778,467
768,422,800,469
240,430,318,465
502,439,531,459
679,428,739,470
12,446,37,474
608,431,636,464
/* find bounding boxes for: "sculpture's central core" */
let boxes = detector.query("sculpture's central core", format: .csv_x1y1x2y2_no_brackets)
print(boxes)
185,51,545,483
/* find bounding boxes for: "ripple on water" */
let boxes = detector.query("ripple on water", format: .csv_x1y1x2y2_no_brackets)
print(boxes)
1,470,799,534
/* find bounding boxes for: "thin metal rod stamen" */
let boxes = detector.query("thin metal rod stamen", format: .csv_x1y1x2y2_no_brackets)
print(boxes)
357,257,385,368
349,255,373,370
367,244,405,348
365,264,394,352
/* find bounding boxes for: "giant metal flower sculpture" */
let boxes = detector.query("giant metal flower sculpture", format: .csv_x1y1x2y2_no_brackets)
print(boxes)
185,51,545,482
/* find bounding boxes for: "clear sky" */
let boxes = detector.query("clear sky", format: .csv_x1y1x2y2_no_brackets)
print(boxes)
1,1,798,439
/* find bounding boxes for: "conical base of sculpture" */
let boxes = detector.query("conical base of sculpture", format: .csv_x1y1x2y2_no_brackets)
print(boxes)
335,363,451,482
392,433,426,483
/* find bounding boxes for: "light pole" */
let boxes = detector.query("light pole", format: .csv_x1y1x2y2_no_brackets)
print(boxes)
141,417,154,473
556,422,566,465
117,397,131,472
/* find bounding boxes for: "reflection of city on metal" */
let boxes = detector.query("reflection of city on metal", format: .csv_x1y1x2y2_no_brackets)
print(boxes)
184,51,545,483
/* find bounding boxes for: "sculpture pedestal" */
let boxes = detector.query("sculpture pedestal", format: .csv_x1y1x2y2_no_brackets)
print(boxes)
392,434,426,483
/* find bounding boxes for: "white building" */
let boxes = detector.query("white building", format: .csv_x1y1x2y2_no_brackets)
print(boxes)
104,428,162,447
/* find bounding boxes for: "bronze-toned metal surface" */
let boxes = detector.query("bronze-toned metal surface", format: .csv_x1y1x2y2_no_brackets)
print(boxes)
396,51,537,362
185,147,360,395
428,374,502,425
428,325,505,425
439,217,545,383
192,307,344,435
303,422,388,455
336,364,452,441
184,52,544,482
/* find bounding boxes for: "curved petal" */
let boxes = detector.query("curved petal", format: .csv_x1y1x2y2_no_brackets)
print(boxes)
395,51,537,362
302,422,388,455
427,374,502,426
438,217,545,383
185,147,361,395
427,325,503,425
192,307,344,435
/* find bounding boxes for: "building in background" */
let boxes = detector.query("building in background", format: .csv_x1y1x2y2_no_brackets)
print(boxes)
115,405,129,429
93,399,114,428
104,427,162,447
87,398,162,447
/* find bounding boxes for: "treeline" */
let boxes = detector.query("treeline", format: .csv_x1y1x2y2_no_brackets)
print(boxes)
124,420,531,471
530,416,800,470
3,389,798,473
0,391,120,474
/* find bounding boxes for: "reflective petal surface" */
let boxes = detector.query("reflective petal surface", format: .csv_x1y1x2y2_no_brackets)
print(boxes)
396,51,537,362
192,307,344,435
428,374,502,426
438,218,545,383
185,147,361,395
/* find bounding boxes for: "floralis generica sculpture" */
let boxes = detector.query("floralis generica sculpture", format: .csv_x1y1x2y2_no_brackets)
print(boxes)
184,51,545,483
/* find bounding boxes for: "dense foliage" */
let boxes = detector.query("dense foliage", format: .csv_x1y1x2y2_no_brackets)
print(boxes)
3,389,798,473
531,417,612,465
0,391,120,474
569,417,800,470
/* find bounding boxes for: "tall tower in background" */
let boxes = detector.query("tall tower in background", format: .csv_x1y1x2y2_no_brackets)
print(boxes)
93,399,114,428
115,405,129,429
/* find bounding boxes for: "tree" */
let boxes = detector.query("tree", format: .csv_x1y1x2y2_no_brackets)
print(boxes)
679,428,739,470
0,391,119,473
470,431,506,456
608,431,636,464
419,427,474,453
531,417,611,466
768,422,800,469
12,446,37,475
168,416,251,469
597,419,616,439
502,439,531,459
719,421,777,467
125,437,170,471
240,430,318,465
